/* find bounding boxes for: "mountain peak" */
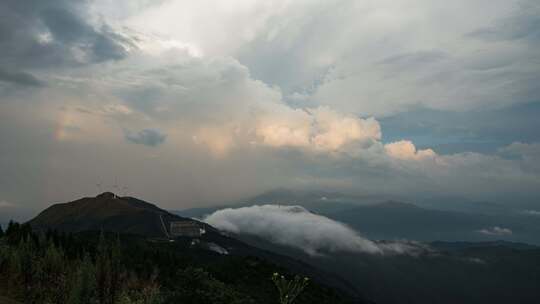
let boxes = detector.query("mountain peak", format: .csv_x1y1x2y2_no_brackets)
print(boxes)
96,192,118,199
28,194,204,238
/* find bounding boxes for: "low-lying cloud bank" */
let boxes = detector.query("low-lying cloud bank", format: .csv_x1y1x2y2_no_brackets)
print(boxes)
477,226,513,236
203,204,425,256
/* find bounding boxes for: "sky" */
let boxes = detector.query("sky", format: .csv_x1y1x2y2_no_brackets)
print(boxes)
0,0,539,214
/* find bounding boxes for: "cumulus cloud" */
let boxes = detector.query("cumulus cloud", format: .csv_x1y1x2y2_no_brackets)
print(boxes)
384,140,436,161
125,129,167,147
204,204,424,256
256,106,381,153
477,226,513,236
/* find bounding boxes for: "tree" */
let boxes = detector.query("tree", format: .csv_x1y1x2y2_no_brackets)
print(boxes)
118,271,163,304
96,231,111,304
5,221,19,245
41,240,67,303
109,235,123,304
0,224,4,238
96,232,124,304
68,253,96,304
272,273,309,304
5,222,33,246
16,237,37,303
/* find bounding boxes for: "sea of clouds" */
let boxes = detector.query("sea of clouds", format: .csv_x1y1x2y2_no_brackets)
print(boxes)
204,204,427,256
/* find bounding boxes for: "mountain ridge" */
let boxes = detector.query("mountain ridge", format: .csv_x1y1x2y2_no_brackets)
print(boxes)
28,192,209,238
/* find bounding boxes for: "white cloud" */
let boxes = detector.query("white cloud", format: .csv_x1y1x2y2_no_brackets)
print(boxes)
204,204,424,256
385,140,436,161
522,210,540,216
477,226,513,236
256,106,381,153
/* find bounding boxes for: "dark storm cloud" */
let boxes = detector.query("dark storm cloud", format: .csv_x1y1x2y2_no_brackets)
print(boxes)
125,129,167,147
0,68,43,87
0,0,133,71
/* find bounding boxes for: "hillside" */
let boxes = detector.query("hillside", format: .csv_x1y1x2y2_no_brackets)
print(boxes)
21,193,366,303
0,225,357,304
232,232,540,304
0,295,22,304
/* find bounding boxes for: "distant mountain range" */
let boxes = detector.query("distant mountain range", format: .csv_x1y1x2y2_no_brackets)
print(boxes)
321,201,540,244
174,189,540,245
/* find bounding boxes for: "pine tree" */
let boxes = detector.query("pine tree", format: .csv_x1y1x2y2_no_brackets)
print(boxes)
96,231,110,304
109,235,123,304
5,221,16,235
272,273,309,304
68,253,96,304
18,237,36,303
5,221,19,245
42,240,67,303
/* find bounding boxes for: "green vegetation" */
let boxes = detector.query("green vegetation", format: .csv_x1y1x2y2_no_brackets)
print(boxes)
271,273,309,304
0,221,351,304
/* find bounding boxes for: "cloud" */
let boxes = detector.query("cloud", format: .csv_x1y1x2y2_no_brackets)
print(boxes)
522,210,540,216
0,0,134,72
477,226,513,236
102,52,380,156
125,129,167,147
224,0,540,116
204,204,423,256
1,0,540,209
256,106,381,153
2,45,540,206
192,125,238,158
498,142,540,172
467,1,540,43
384,140,436,161
499,142,540,158
0,68,44,87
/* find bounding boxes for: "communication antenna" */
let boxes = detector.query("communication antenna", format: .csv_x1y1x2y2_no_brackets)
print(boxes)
113,177,119,199
96,182,102,194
